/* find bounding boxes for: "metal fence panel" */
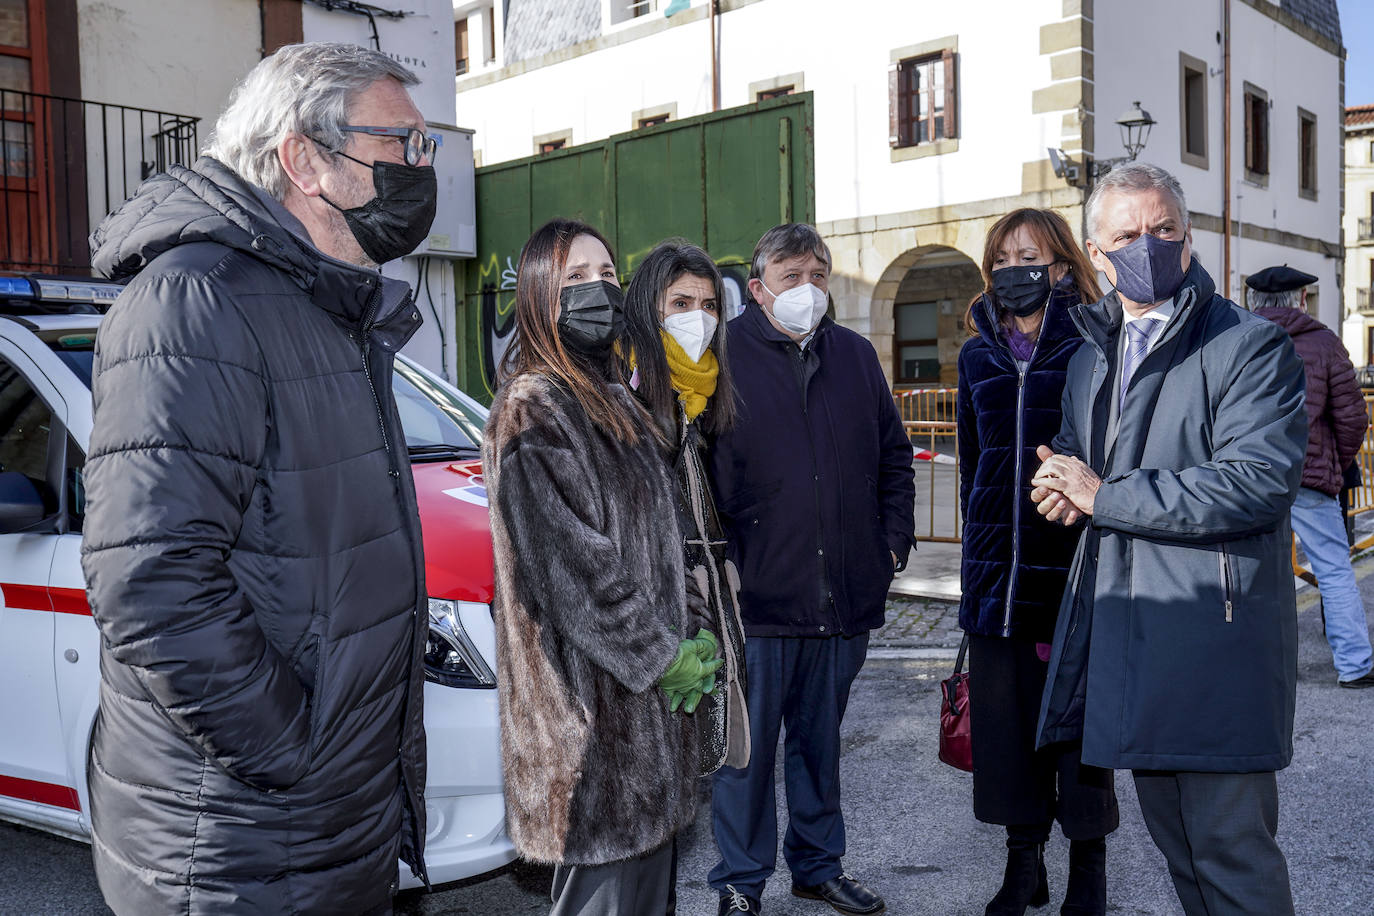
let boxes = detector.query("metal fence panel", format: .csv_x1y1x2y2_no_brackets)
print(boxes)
1,89,199,274
458,93,815,401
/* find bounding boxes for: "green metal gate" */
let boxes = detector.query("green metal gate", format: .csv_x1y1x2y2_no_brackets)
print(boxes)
453,92,815,401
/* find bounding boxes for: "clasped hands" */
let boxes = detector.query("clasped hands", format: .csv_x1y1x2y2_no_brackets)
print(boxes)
659,629,724,714
1029,445,1100,526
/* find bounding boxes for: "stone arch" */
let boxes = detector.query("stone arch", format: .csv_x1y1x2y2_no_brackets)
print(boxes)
872,244,984,388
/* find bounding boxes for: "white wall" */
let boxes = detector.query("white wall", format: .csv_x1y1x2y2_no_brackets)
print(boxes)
75,0,260,236
1095,0,1342,326
304,0,459,126
455,0,1066,216
76,0,260,131
1343,129,1374,362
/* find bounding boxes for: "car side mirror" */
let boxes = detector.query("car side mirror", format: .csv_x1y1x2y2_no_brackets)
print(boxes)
0,471,53,533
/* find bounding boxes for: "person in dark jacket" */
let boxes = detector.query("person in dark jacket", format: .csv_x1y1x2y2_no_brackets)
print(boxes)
1031,164,1306,916
1249,265,1374,688
957,208,1116,916
483,219,721,916
81,43,438,915
624,238,750,774
707,223,916,916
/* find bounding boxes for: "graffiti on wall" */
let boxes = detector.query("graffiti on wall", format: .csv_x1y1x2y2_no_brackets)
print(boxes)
477,252,518,396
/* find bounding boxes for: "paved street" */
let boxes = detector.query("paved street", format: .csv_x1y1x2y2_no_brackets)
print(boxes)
4,556,1373,915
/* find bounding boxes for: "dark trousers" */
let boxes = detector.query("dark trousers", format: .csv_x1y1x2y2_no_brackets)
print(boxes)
968,634,1118,838
1133,770,1295,916
708,633,869,898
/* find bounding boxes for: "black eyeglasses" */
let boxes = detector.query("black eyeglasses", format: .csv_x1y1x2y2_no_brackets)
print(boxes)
336,125,439,166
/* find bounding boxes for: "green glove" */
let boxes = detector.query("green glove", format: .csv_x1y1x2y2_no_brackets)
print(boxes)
678,630,724,713
660,636,724,712
690,628,718,663
680,686,705,714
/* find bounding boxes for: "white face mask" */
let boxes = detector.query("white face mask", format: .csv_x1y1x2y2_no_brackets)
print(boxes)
762,281,829,335
662,309,718,363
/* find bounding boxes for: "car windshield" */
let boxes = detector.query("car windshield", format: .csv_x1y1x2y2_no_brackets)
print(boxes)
43,332,95,388
42,333,484,463
392,358,486,460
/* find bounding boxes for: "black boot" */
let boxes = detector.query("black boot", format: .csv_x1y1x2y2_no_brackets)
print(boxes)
1060,837,1106,916
984,825,1050,915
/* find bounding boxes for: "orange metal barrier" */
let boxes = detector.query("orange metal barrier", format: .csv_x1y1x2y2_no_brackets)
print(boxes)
898,388,1374,568
894,388,960,543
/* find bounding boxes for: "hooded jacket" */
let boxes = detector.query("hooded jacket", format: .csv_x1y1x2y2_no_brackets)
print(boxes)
1255,306,1367,496
708,305,916,637
957,284,1085,642
483,372,700,865
81,157,428,914
1036,260,1307,773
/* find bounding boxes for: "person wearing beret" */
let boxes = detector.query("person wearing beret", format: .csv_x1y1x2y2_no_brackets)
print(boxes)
1249,265,1374,688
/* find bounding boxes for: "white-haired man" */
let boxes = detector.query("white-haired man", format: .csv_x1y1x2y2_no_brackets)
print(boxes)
82,43,437,914
1030,163,1306,915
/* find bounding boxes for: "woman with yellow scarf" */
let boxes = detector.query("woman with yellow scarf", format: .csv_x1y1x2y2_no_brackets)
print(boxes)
624,239,751,785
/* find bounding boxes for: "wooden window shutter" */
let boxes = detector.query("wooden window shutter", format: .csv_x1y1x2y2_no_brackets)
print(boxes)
1244,95,1254,171
888,62,901,147
942,48,958,139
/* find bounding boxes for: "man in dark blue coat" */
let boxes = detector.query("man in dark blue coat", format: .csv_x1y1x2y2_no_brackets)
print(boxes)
706,224,916,916
1031,163,1306,916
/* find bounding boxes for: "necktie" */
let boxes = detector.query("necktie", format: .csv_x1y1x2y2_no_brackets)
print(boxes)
1119,320,1152,407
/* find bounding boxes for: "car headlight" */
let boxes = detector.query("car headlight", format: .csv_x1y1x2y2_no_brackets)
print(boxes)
424,598,497,689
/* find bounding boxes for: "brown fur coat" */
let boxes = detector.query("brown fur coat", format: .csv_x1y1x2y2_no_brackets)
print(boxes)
483,372,701,866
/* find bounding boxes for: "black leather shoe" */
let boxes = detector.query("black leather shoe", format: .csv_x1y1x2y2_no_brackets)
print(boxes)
792,873,885,915
718,885,761,914
1339,671,1374,688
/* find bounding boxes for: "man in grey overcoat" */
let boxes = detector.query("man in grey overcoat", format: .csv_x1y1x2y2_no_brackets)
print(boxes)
1029,163,1307,916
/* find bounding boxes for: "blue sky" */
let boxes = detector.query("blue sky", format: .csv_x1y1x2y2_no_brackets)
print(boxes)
1339,0,1374,106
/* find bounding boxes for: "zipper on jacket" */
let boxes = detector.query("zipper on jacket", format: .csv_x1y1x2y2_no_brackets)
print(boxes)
1219,547,1234,622
357,281,428,885
358,284,399,478
1001,341,1037,636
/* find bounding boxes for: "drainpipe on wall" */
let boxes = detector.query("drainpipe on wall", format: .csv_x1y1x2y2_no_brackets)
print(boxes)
709,0,719,111
1222,0,1232,298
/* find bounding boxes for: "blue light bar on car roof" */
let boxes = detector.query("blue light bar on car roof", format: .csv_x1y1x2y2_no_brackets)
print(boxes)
0,277,35,298
31,279,120,302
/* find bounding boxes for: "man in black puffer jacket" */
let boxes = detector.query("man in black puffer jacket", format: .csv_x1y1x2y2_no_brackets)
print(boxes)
82,43,437,915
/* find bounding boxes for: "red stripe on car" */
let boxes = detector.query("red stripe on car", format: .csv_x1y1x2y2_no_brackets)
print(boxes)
0,774,80,811
0,583,52,612
47,587,91,616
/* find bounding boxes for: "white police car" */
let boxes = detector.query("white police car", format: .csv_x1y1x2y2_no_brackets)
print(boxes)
0,274,514,889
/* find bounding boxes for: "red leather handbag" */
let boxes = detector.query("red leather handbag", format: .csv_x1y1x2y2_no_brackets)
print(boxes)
939,634,972,771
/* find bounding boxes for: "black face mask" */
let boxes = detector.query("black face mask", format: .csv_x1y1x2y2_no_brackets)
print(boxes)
558,280,624,355
323,152,437,264
991,264,1055,318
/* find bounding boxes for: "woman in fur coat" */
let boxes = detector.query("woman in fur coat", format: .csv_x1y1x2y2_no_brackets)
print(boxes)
956,209,1117,916
483,218,722,915
624,239,750,778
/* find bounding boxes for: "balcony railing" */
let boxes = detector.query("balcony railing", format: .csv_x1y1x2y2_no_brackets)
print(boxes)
2,88,200,274
1360,217,1374,242
1359,288,1373,312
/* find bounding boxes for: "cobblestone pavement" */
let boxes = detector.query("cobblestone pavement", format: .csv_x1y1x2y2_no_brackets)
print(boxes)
874,595,962,649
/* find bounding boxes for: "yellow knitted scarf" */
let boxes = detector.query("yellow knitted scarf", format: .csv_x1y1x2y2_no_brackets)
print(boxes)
661,330,718,422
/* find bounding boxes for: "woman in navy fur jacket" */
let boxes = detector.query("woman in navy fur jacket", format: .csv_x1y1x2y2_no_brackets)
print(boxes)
956,209,1118,916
